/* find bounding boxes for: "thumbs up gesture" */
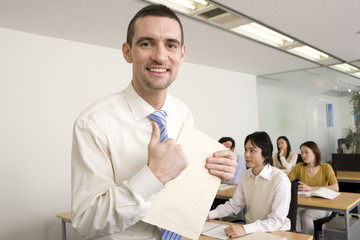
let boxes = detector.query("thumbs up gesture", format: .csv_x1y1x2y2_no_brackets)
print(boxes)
147,122,188,184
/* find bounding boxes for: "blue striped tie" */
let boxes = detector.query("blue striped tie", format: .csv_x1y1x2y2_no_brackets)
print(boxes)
148,110,183,240
148,110,168,143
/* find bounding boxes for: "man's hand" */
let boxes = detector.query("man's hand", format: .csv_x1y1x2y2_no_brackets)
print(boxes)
147,122,188,184
224,224,246,238
206,141,237,181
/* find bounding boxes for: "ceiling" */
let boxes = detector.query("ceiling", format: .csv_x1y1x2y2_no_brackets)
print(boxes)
1,0,360,93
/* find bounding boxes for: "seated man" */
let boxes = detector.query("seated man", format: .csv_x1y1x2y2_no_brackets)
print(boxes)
208,132,291,238
219,137,247,185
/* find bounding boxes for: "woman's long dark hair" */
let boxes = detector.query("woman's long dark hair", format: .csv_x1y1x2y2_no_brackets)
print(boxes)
277,136,292,166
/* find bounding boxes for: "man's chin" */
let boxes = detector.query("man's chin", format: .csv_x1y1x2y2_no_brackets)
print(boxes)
146,80,174,91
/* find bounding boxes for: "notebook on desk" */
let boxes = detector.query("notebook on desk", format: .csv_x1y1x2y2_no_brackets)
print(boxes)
298,187,340,200
201,222,286,240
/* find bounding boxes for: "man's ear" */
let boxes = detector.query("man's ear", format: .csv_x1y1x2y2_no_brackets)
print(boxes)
178,45,186,65
122,43,133,63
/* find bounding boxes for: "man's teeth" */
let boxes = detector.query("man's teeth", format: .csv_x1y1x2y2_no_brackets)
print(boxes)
149,68,167,72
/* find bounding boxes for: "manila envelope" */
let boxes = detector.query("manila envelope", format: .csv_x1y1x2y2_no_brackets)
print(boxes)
142,123,227,239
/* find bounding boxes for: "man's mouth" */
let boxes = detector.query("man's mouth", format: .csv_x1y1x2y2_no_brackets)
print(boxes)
147,68,168,72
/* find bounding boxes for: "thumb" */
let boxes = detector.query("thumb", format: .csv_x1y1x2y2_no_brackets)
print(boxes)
149,122,160,148
223,141,232,149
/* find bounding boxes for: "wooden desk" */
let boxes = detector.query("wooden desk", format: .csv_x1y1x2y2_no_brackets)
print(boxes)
298,192,360,240
57,212,312,240
216,185,236,199
56,212,72,240
184,220,313,240
337,171,360,183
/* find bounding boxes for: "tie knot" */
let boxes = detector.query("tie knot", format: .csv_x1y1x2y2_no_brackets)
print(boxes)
148,110,167,126
149,110,168,143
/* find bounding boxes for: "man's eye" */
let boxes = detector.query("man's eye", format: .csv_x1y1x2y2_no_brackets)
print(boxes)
168,43,178,49
141,42,151,47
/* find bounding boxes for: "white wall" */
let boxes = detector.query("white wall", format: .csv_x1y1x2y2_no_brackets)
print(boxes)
257,81,307,156
305,95,341,161
339,95,355,132
0,28,258,240
257,78,354,162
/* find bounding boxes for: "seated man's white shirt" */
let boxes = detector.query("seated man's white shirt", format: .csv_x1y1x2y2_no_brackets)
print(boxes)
209,164,291,234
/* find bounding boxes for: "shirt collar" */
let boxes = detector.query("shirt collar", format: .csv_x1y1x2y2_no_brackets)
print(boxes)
124,83,169,121
248,164,272,181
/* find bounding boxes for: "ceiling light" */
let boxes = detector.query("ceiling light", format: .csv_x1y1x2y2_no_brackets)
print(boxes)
146,0,189,13
287,46,330,61
231,22,294,47
147,0,204,13
329,63,359,73
193,0,208,5
170,0,196,10
351,72,360,79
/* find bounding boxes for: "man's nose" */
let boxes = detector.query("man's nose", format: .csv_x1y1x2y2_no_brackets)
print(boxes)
151,45,167,63
244,151,249,157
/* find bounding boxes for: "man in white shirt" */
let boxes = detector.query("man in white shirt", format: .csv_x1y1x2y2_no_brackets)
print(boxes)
208,132,291,238
71,4,237,240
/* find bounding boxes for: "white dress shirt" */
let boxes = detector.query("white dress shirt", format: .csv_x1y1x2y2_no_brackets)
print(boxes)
71,83,194,239
209,164,291,234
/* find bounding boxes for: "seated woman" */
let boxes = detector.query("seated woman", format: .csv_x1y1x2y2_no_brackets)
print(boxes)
208,132,291,238
273,136,297,174
288,141,339,235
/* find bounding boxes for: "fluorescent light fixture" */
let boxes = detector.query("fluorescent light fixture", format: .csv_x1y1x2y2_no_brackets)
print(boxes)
146,0,210,13
351,72,360,79
330,63,359,73
146,0,191,13
193,0,208,5
170,0,196,10
329,64,360,79
287,46,330,61
231,22,294,47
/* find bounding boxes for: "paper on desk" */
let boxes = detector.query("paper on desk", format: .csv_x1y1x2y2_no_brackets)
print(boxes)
201,222,228,239
233,232,287,240
142,123,227,239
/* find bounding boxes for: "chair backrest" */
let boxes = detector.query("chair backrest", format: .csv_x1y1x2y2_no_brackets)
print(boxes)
287,180,299,231
296,154,303,163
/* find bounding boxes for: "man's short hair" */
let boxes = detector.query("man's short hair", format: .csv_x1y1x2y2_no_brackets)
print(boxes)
244,131,273,166
126,4,184,47
219,137,235,149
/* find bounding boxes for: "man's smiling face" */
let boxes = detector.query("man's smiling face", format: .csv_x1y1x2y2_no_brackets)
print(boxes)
123,16,185,97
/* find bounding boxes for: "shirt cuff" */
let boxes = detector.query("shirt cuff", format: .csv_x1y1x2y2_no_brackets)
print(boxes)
243,223,256,234
127,165,165,201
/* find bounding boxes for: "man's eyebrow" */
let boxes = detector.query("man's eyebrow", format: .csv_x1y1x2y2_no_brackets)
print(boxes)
167,38,181,45
245,146,256,150
135,37,181,46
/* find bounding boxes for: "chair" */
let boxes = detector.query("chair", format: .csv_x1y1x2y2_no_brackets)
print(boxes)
313,212,337,240
296,154,304,164
337,138,349,153
287,180,299,231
